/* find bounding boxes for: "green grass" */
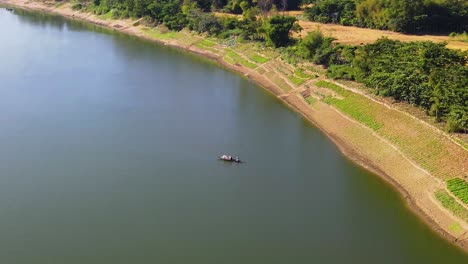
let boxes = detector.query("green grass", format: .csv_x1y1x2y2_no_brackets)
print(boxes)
224,50,257,69
447,178,468,204
317,81,383,131
316,81,348,95
449,222,463,234
294,68,314,79
249,54,269,64
100,10,114,20
449,32,468,43
55,2,66,7
288,75,305,86
223,55,236,64
141,28,179,40
195,39,218,52
198,39,216,47
435,190,468,223
306,96,317,105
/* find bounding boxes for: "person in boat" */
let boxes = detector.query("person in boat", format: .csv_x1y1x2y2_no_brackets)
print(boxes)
221,155,231,160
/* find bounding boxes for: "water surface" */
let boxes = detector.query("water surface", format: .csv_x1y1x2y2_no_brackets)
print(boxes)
0,7,467,264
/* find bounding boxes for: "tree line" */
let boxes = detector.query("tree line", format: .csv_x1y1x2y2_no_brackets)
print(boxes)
81,0,468,34
304,0,468,34
72,0,467,132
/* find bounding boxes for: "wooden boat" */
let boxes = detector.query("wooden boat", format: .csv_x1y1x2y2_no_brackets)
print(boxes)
219,154,242,163
6,8,14,12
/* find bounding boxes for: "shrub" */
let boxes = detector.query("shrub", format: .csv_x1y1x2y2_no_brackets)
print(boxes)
71,3,83,10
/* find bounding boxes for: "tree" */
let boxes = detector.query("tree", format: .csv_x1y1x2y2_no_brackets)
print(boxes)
297,30,326,59
263,15,299,47
257,0,273,17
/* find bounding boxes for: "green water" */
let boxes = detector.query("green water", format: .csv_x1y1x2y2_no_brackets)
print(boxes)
0,7,467,264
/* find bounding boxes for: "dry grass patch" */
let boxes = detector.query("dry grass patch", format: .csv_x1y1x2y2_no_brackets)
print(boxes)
297,21,468,51
265,71,292,92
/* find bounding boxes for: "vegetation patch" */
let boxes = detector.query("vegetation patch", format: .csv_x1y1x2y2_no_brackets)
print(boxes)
195,39,218,52
223,55,235,65
449,222,463,234
249,54,269,64
447,178,468,204
318,81,383,131
449,32,468,43
224,50,257,69
141,28,179,40
100,10,114,20
435,190,468,223
294,68,314,79
71,3,82,10
55,2,66,8
197,39,216,47
265,71,291,92
316,81,347,95
304,0,467,34
306,96,317,105
288,75,305,86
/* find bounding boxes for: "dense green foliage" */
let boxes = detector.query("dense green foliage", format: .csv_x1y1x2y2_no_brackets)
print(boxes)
296,30,336,65
305,0,468,34
262,15,299,47
77,0,300,41
447,178,468,204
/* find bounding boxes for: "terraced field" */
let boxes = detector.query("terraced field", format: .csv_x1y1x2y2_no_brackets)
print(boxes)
436,190,468,223
447,178,468,204
307,80,468,225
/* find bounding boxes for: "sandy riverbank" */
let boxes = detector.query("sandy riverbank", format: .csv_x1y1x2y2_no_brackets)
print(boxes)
2,0,468,253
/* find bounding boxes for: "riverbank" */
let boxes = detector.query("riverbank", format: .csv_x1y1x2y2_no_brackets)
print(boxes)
2,0,468,253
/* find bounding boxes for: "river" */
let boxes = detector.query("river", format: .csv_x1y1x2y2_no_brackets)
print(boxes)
0,7,467,264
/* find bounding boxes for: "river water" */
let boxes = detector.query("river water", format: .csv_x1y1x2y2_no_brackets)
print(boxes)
0,7,467,264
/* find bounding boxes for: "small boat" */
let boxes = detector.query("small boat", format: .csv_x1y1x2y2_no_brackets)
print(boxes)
219,154,242,163
6,8,14,12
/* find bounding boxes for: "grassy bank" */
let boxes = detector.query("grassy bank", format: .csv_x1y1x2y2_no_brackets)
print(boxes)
2,0,468,252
